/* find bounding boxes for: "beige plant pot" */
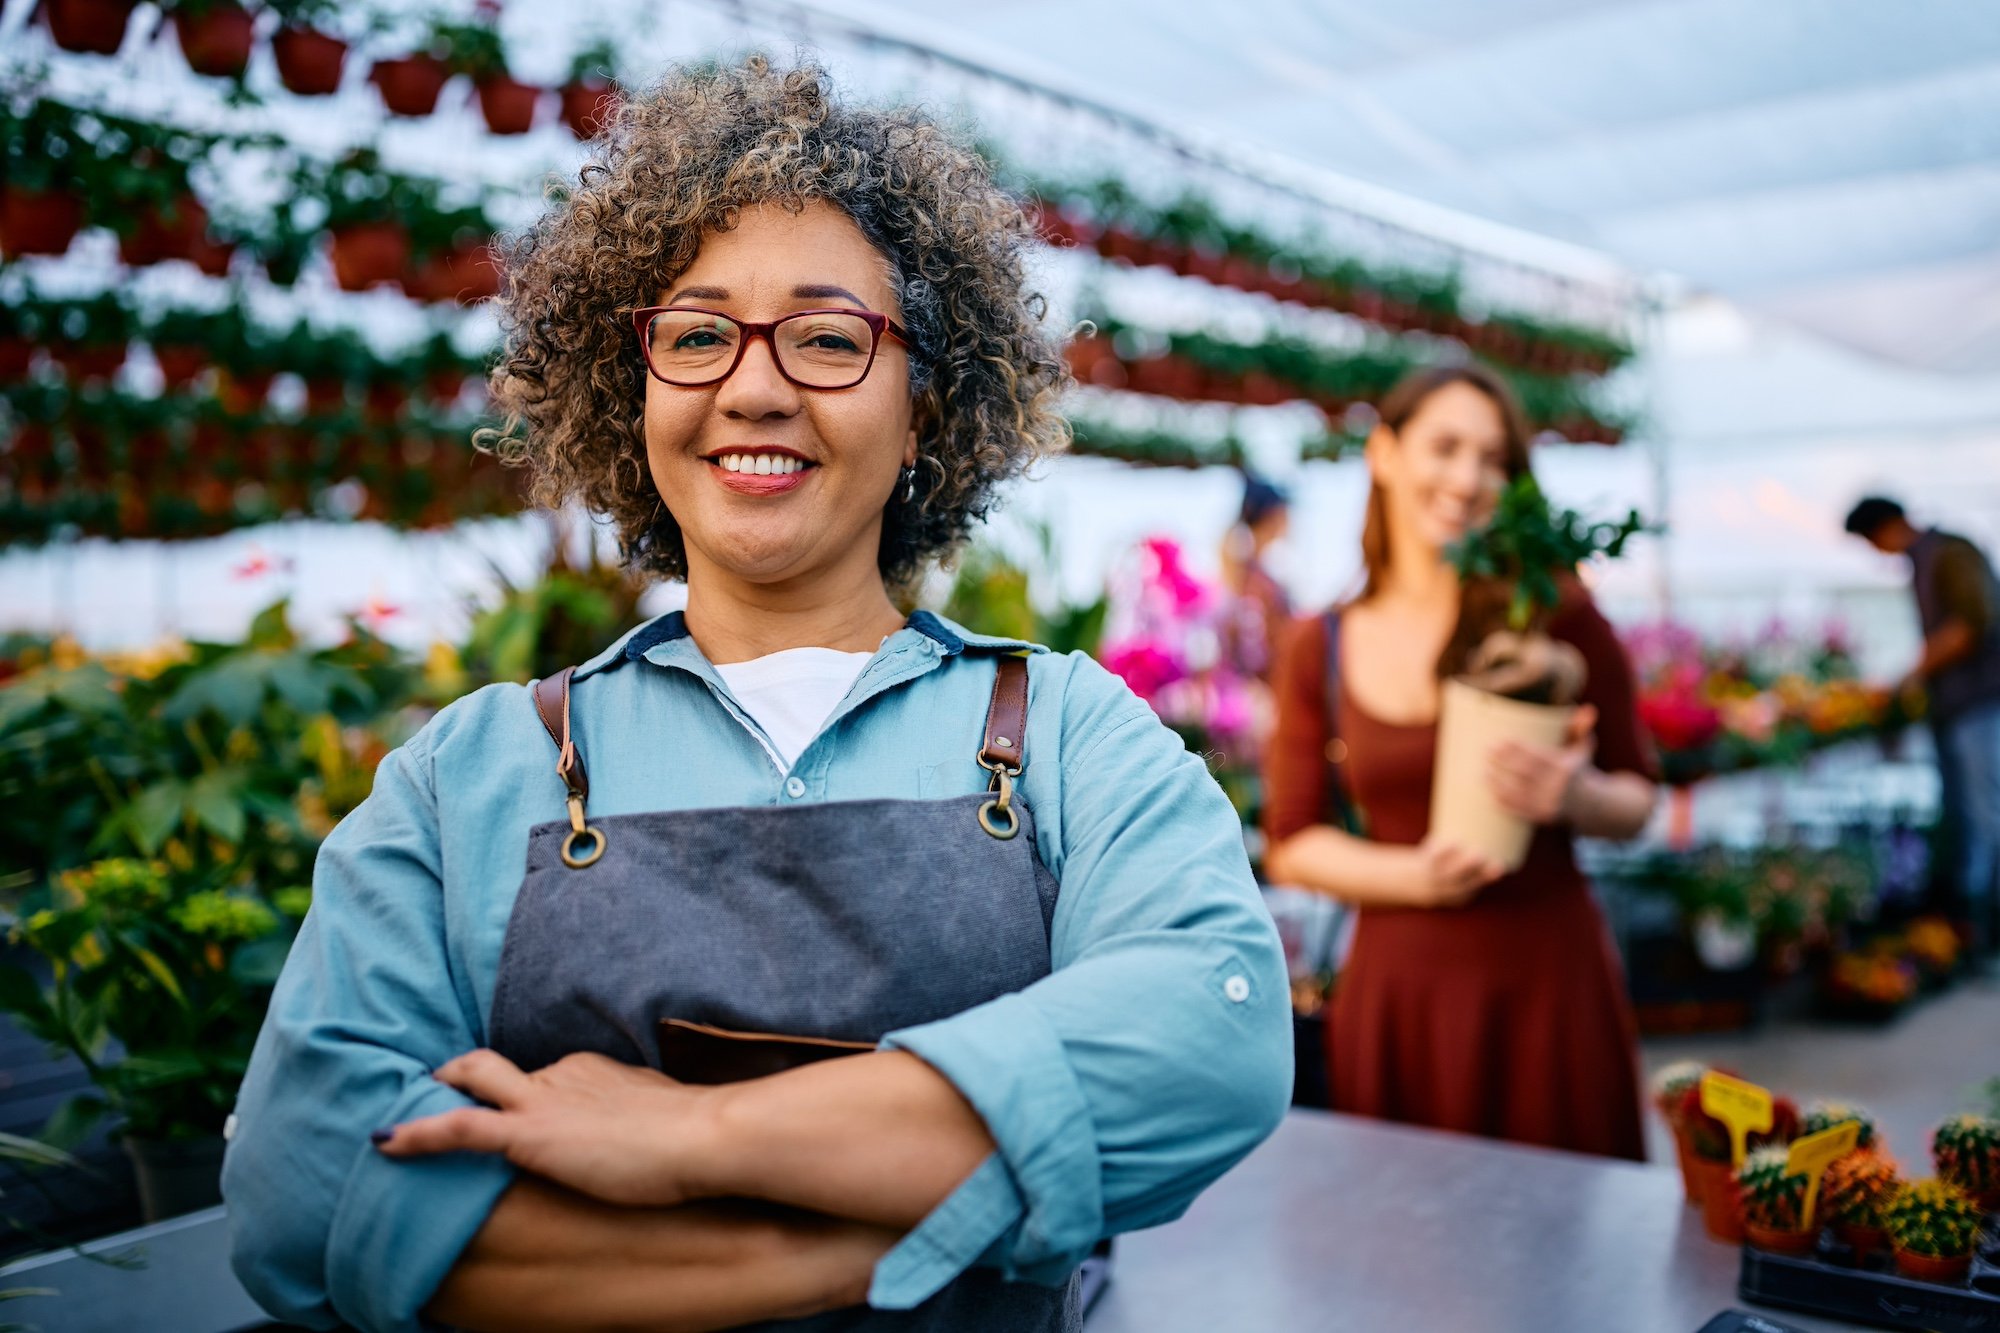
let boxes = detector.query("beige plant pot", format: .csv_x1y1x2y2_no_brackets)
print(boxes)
1429,679,1575,871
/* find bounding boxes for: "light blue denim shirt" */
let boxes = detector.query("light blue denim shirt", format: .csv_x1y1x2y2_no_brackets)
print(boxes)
223,610,1291,1332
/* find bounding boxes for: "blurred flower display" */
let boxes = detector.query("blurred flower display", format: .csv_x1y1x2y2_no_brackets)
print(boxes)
1625,617,1909,784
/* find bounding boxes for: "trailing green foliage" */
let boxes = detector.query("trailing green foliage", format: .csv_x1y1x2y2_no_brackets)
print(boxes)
1447,476,1647,631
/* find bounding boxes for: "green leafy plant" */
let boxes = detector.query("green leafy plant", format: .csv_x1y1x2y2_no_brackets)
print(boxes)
0,602,419,1142
1931,1114,2000,1199
1448,475,1647,634
1735,1144,1810,1230
567,35,620,86
1883,1178,1983,1259
455,536,648,686
940,528,1107,656
429,17,509,80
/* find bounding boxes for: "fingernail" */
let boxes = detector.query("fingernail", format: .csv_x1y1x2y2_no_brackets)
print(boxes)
371,1128,394,1146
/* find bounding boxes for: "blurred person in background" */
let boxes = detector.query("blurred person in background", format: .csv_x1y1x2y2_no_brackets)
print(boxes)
1260,365,1659,1160
223,57,1289,1333
1218,472,1293,685
1845,495,2000,958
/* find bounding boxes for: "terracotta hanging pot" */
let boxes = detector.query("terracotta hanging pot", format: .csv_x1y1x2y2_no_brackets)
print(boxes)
303,377,349,415
0,337,35,381
42,0,138,54
49,341,127,384
1240,370,1292,407
152,344,209,390
423,369,466,405
559,80,618,140
189,233,235,277
474,75,543,134
173,3,255,79
328,220,411,291
408,242,501,304
0,188,85,258
365,381,408,424
371,54,450,117
118,194,209,267
215,368,274,415
272,25,349,96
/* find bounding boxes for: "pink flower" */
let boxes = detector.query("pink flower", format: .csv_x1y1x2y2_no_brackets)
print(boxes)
1100,638,1185,705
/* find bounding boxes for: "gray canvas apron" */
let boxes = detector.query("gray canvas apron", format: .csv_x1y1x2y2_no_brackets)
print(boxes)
486,655,1081,1332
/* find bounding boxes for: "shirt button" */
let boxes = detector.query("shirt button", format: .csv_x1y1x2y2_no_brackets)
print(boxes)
223,1113,239,1142
1223,975,1251,1003
785,776,807,798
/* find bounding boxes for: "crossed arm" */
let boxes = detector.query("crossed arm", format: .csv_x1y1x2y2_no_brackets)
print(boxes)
392,1049,996,1332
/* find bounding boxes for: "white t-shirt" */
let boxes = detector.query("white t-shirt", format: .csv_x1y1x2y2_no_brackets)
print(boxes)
714,647,874,773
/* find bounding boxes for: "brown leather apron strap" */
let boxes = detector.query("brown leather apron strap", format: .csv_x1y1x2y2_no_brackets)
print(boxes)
979,654,1029,773
532,667,604,868
977,655,1029,841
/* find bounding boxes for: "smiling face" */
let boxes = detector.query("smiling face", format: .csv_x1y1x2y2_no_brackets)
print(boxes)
643,200,917,590
1366,380,1514,558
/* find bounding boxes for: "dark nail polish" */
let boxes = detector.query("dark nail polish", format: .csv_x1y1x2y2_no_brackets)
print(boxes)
371,1128,394,1145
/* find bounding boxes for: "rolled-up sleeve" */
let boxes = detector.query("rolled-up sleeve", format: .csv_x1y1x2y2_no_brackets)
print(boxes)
222,732,515,1332
876,655,1292,1306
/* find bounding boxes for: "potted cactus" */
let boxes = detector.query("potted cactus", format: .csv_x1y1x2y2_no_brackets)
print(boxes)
1736,1144,1817,1254
1802,1100,1880,1155
1674,1081,1742,1241
1931,1114,2000,1210
1432,476,1646,869
1823,1150,1900,1258
1651,1060,1709,1204
1882,1178,1983,1282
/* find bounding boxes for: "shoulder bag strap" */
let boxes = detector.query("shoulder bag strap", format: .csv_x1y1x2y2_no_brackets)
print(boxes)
1320,612,1364,836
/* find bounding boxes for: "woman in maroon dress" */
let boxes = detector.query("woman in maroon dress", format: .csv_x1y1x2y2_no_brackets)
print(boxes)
1262,366,1659,1159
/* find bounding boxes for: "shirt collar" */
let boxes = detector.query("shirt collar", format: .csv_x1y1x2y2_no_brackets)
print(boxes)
570,609,1038,682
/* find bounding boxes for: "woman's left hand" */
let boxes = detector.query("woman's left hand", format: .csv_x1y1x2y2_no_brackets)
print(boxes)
375,1049,712,1207
1486,704,1598,826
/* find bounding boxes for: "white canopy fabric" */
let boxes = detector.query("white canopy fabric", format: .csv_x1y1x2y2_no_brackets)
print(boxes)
828,0,2000,375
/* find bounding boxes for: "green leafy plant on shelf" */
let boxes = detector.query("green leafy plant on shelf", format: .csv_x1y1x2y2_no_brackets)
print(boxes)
450,535,650,688
429,16,510,80
1932,1114,2000,1200
1882,1179,1984,1259
1736,1144,1810,1231
0,602,420,1145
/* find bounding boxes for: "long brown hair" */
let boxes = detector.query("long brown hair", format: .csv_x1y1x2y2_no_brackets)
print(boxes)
1354,364,1534,678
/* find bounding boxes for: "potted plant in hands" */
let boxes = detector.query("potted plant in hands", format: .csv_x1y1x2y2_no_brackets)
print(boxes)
560,36,620,139
1823,1150,1900,1258
1736,1144,1817,1254
1882,1179,1984,1282
1651,1059,1709,1204
1430,475,1647,868
435,17,541,134
1932,1114,2000,1211
267,0,348,95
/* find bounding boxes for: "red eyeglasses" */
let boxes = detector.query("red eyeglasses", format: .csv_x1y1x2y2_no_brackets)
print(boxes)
632,306,911,389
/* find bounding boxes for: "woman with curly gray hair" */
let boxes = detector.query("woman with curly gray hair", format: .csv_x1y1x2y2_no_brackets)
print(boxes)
224,57,1289,1333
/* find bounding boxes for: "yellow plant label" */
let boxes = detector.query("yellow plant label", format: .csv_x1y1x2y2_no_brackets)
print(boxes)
1787,1120,1861,1224
1700,1071,1774,1166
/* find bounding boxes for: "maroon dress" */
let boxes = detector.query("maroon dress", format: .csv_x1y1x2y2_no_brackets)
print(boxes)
1263,592,1655,1160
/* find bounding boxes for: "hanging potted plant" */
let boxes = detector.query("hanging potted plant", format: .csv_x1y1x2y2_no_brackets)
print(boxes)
0,101,88,258
435,18,542,135
159,0,257,80
267,0,349,96
403,201,501,304
1931,1113,2000,1210
369,16,454,118
146,306,226,391
1882,1178,1983,1283
1430,475,1646,869
1823,1149,1900,1258
39,0,140,53
46,291,132,384
560,35,621,139
320,150,420,291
